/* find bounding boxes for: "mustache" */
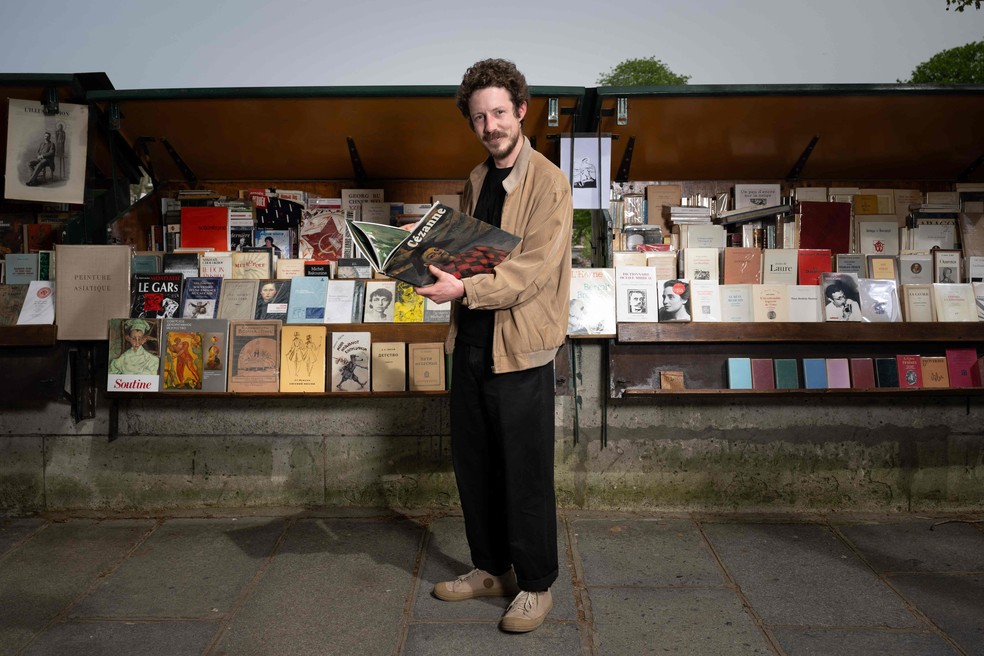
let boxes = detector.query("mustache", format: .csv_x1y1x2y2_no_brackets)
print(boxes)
483,131,507,142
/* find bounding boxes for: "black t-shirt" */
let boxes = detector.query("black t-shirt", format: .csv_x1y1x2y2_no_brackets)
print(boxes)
455,160,511,349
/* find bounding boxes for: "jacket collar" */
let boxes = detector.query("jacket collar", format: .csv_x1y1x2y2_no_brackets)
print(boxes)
501,136,532,195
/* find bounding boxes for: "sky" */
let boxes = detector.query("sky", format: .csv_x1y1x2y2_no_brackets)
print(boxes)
1,0,982,89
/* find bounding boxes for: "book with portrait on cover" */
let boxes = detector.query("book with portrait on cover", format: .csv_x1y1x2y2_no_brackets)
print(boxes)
346,202,521,287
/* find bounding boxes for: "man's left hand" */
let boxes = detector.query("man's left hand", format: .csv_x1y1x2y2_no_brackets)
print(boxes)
414,265,465,304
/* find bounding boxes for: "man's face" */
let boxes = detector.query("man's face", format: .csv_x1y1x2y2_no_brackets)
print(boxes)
467,87,526,166
829,291,846,308
628,292,645,312
260,284,276,301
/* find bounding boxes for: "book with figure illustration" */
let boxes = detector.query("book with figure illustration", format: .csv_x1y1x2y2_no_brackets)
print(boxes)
346,202,521,287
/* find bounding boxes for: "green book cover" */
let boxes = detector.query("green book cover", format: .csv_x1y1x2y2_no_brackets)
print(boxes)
774,358,800,390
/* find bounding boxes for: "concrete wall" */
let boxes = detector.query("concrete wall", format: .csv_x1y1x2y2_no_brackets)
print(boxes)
2,343,982,514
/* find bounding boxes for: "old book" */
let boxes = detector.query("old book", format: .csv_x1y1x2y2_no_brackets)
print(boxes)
130,273,182,319
616,266,658,323
898,252,933,285
227,319,281,393
787,285,823,322
231,249,272,279
932,249,963,284
896,354,923,388
612,250,648,267
371,341,407,392
324,279,358,323
855,218,900,255
347,203,520,287
802,358,828,389
835,253,866,275
644,184,682,235
659,370,685,390
798,201,852,255
180,277,222,319
762,249,798,285
37,249,55,281
568,268,616,336
682,247,720,283
821,272,862,322
106,318,162,392
859,278,901,322
645,251,678,279
364,280,397,323
687,224,726,250
689,280,721,322
825,358,851,389
902,284,935,322
850,358,876,389
279,325,327,393
330,331,371,392
55,244,132,340
752,283,789,322
132,251,162,275
734,183,780,209
275,257,306,280
22,222,59,253
342,189,385,219
727,357,752,389
774,358,800,389
286,276,328,324
794,187,828,202
875,357,900,388
408,342,446,391
797,249,832,285
162,252,200,278
180,206,230,251
932,283,977,321
0,284,29,326
751,358,775,390
722,247,762,284
161,317,230,392
423,297,451,323
920,356,950,389
945,348,979,388
394,281,425,322
198,251,233,279
255,279,291,322
5,253,39,284
719,284,753,323
217,279,259,321
967,257,984,283
957,211,984,258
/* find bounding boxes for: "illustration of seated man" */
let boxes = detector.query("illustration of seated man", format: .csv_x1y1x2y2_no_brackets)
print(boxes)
27,131,56,186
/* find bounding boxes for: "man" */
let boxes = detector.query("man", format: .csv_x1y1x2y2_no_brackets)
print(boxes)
414,58,572,633
27,132,56,186
824,279,861,321
627,289,647,315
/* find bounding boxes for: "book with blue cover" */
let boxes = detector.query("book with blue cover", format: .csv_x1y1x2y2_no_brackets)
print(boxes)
287,276,329,323
803,358,828,389
180,277,222,319
727,357,752,389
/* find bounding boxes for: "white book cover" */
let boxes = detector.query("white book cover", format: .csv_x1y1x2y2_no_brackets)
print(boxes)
973,281,984,321
787,285,822,322
719,284,753,322
616,266,659,323
324,279,357,323
911,223,958,251
932,283,978,322
645,252,678,280
762,249,799,285
795,187,828,202
859,278,902,322
734,183,781,209
689,280,721,322
199,252,233,279
899,252,933,285
682,247,720,283
856,219,900,255
752,283,789,322
16,280,55,324
902,284,936,322
967,256,984,283
568,268,617,336
685,224,726,250
330,331,371,392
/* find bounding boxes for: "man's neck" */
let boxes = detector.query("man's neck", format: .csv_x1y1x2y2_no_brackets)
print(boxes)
492,136,524,169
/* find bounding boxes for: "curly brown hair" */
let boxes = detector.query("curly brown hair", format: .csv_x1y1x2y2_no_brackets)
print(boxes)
455,59,530,122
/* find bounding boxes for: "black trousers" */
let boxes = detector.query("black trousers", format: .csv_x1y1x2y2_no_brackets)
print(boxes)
449,342,558,592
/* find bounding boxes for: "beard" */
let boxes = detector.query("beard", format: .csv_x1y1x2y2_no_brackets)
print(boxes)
482,127,521,161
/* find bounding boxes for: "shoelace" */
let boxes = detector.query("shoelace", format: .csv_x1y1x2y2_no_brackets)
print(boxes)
452,568,483,587
508,591,538,613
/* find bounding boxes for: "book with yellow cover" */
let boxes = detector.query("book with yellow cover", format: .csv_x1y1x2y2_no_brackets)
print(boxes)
394,281,425,322
920,356,950,388
279,325,327,393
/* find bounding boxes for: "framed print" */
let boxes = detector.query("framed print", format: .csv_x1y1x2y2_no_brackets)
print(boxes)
932,249,962,284
559,136,611,210
866,254,899,284
5,98,89,204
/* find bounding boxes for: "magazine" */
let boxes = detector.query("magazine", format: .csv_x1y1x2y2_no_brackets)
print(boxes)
346,202,521,287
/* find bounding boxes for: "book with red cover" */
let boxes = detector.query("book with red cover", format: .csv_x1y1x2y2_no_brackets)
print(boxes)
896,354,923,388
750,358,775,390
797,249,833,285
825,358,851,388
180,207,230,251
798,201,852,255
849,358,876,389
945,348,979,388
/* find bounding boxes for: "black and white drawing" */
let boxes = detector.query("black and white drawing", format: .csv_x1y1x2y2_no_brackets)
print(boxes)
5,98,88,204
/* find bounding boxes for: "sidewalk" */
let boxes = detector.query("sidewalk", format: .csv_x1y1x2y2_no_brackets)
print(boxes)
1,509,982,655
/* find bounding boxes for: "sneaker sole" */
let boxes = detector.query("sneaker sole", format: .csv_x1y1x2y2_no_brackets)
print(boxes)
433,585,518,602
500,599,553,633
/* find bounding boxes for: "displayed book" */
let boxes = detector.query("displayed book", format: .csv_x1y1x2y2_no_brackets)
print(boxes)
967,256,984,283
975,281,984,320
875,357,900,388
371,341,407,392
179,206,230,251
752,283,789,322
902,283,936,322
5,253,39,284
342,188,385,219
304,260,334,278
722,247,762,284
797,249,832,285
865,255,899,284
858,278,901,322
727,357,752,389
945,348,980,388
734,183,781,210
898,252,933,285
180,277,222,319
825,358,851,389
645,183,683,234
363,280,397,323
681,247,720,283
932,283,978,321
286,276,328,324
231,249,272,279
227,319,281,393
920,356,950,389
279,325,327,393
802,358,828,389
199,251,233,279
216,279,259,321
957,211,984,258
330,331,371,392
275,258,305,280
689,280,721,322
324,279,362,323
686,224,726,250
162,252,200,278
336,257,372,279
795,187,828,203
933,249,963,284
37,249,55,281
717,203,791,227
616,266,658,323
612,250,647,268
896,354,923,389
855,218,900,255
761,249,798,285
106,317,162,392
849,358,876,389
394,281,425,322
646,251,678,280
787,285,822,322
130,273,183,319
55,244,132,340
255,279,291,321
161,317,230,392
798,201,851,255
656,279,692,322
774,358,800,389
0,284,29,326
408,342,446,391
255,228,292,260
132,251,163,275
718,284,753,323
750,358,775,390
423,297,452,323
346,202,521,287
23,222,59,253
568,267,616,336
16,280,55,324
821,272,862,322
835,253,866,275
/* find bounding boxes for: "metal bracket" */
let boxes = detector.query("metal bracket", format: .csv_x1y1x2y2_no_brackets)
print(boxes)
615,136,635,182
42,87,59,116
108,101,121,131
786,135,820,181
68,345,97,423
160,138,199,187
346,136,367,182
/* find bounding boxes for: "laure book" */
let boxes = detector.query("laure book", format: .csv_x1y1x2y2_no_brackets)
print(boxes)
280,325,327,393
55,244,131,340
161,317,230,392
131,273,183,319
227,319,281,393
106,317,162,392
346,202,521,287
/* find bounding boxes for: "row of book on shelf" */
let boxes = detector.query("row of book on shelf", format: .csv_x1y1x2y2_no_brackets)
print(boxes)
720,349,983,391
107,318,447,395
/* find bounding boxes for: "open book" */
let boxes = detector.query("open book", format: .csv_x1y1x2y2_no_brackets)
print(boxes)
346,202,521,287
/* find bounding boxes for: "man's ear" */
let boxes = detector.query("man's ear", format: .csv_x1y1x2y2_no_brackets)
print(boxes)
516,101,527,122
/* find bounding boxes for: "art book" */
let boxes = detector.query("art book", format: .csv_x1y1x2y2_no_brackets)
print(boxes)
394,281,425,322
161,317,230,392
180,207,230,252
131,273,183,319
298,208,348,261
180,277,222,319
280,325,327,393
107,317,162,392
568,268,616,336
55,244,131,340
5,98,89,204
227,319,281,393
255,279,291,321
330,331,371,392
346,202,521,287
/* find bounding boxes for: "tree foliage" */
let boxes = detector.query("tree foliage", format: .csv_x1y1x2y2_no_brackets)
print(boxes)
900,39,984,83
945,0,981,11
597,57,690,86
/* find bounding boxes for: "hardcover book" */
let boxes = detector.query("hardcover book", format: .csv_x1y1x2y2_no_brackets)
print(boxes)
408,342,446,391
802,358,828,389
255,279,291,321
849,358,876,389
774,358,800,389
825,358,851,389
689,280,722,322
16,280,55,325
722,247,762,284
217,279,259,321
180,277,222,319
659,371,685,390
727,357,752,389
616,266,659,323
751,358,775,390
371,341,407,392
568,268,617,336
131,273,183,319
346,202,521,287
161,317,230,392
866,255,899,284
945,348,979,388
797,249,833,285
364,280,397,323
762,249,798,285
896,354,923,388
106,317,162,392
179,206,230,252
875,357,900,387
718,284,753,323
227,319,281,393
798,201,852,255
55,244,131,340
286,276,328,324
330,331,371,392
920,356,950,388
279,325,327,393
131,252,162,275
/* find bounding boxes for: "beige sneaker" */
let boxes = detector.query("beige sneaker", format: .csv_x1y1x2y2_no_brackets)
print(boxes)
500,589,553,633
433,568,519,602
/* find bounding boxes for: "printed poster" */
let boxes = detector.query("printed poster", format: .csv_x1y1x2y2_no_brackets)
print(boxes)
558,136,611,210
5,98,88,204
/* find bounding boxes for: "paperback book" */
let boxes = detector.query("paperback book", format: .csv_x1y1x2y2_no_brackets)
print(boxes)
568,268,616,336
180,277,222,319
228,319,281,393
161,317,230,392
107,317,162,392
280,325,327,393
131,273,183,319
330,331,371,392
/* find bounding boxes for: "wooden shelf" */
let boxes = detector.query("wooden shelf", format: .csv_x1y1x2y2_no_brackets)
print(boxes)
107,390,448,399
621,387,984,397
617,322,984,344
0,325,58,347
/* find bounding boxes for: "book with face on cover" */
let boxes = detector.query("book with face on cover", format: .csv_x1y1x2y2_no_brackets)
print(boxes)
107,317,162,392
616,266,659,323
394,281,425,323
568,267,616,336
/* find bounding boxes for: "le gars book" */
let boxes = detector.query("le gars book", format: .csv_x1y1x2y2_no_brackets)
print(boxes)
346,202,521,287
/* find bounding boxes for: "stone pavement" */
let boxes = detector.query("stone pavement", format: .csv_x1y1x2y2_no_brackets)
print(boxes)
0,509,982,655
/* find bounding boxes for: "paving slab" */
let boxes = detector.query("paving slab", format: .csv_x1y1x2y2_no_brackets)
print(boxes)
211,517,424,656
571,518,724,588
0,517,45,556
701,522,919,628
772,627,958,656
21,619,218,656
588,587,773,656
72,518,286,619
890,574,984,656
403,621,582,656
836,520,984,573
0,520,153,656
